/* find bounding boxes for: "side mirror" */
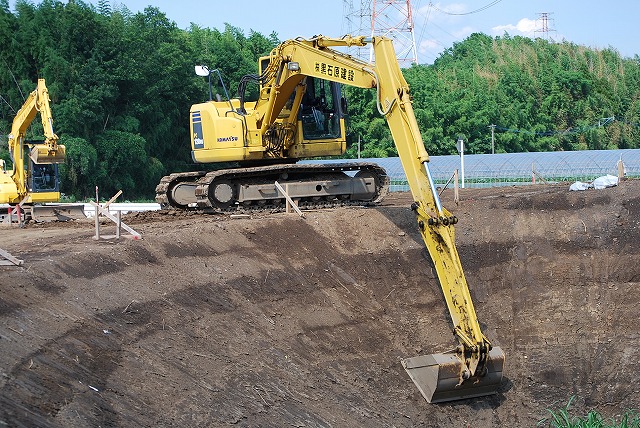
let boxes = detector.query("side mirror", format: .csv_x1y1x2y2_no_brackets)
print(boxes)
195,65,210,77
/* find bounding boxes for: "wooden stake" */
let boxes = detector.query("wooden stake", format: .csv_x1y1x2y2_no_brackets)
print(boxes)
0,247,24,266
531,163,548,185
274,181,304,218
89,200,141,240
94,204,100,240
285,183,292,214
617,159,626,181
104,190,123,209
116,210,121,239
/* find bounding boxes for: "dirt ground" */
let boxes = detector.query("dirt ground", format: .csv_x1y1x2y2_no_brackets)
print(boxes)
1,180,639,427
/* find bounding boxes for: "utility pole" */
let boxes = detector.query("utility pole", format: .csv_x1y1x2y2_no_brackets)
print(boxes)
489,124,495,154
456,137,465,189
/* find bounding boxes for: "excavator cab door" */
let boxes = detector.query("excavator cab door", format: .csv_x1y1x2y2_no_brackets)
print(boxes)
28,162,59,194
25,140,61,195
300,77,343,140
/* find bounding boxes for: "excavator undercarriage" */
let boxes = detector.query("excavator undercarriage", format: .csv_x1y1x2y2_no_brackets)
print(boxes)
156,162,389,213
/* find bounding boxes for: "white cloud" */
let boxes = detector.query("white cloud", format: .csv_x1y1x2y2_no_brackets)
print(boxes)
492,18,537,36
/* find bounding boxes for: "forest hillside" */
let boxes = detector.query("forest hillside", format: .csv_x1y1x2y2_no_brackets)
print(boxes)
1,1,638,199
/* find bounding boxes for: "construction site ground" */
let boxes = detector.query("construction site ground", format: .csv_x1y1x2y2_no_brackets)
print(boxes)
1,180,639,427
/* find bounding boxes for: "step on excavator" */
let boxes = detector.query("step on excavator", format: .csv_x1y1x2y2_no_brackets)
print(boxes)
0,79,85,222
157,35,505,403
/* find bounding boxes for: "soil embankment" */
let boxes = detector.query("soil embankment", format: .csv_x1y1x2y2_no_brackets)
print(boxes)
1,181,639,427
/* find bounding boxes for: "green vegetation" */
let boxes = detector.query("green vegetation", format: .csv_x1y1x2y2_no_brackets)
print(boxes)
539,398,640,428
1,1,639,199
0,0,277,199
345,33,640,158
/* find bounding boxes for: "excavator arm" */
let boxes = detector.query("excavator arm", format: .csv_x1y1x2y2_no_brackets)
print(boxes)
263,36,504,403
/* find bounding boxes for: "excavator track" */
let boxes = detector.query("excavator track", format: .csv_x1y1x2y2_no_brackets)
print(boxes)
155,171,208,210
155,162,389,214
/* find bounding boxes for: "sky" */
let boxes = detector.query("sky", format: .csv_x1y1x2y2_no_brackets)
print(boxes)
8,0,640,64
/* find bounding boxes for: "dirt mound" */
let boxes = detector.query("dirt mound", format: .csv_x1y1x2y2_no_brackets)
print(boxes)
1,181,639,427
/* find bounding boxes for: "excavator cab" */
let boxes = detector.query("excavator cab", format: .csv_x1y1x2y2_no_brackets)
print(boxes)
22,140,61,201
29,162,59,194
299,77,342,140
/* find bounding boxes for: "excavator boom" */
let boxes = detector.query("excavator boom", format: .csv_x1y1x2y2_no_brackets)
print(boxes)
262,35,505,402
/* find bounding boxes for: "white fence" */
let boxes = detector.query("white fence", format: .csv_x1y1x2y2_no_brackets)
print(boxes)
307,148,639,191
83,202,160,217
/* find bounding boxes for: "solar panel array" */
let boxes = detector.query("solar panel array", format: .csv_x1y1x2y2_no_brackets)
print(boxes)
305,149,639,191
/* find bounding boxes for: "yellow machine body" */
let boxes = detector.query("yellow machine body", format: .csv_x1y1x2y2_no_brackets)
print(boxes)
189,84,348,164
0,78,66,205
160,35,505,403
0,79,84,221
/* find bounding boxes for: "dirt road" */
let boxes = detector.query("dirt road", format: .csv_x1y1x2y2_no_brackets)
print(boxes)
1,181,639,427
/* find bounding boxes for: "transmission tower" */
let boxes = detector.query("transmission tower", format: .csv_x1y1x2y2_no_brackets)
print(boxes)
342,0,418,65
342,0,374,62
534,12,557,41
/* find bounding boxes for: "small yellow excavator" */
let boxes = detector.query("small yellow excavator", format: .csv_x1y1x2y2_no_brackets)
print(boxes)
0,78,85,221
158,35,504,403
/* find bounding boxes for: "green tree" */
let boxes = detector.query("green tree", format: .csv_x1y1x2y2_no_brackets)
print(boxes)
59,135,99,199
95,130,160,199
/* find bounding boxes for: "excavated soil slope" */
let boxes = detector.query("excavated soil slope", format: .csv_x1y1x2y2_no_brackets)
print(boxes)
1,181,639,427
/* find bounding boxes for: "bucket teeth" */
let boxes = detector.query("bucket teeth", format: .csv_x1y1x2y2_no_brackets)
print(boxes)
402,346,505,404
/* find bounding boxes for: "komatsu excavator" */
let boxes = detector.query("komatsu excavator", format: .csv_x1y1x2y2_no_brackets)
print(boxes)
0,79,85,221
158,35,504,403
155,47,390,211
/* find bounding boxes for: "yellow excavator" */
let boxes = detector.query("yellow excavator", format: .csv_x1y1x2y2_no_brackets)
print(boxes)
156,49,390,211
0,78,85,221
157,35,504,403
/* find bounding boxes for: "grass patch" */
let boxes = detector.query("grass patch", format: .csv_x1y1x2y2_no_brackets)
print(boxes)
538,397,640,428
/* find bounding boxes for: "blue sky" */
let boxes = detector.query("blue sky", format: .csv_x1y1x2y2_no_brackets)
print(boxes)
8,0,639,64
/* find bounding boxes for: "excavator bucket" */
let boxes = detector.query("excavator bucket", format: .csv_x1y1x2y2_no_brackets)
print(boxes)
29,204,87,222
401,346,504,403
29,145,66,164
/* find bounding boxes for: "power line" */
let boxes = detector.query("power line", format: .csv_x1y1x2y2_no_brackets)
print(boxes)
415,1,504,63
415,2,459,63
429,0,503,16
424,18,462,42
0,94,16,114
495,117,618,136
